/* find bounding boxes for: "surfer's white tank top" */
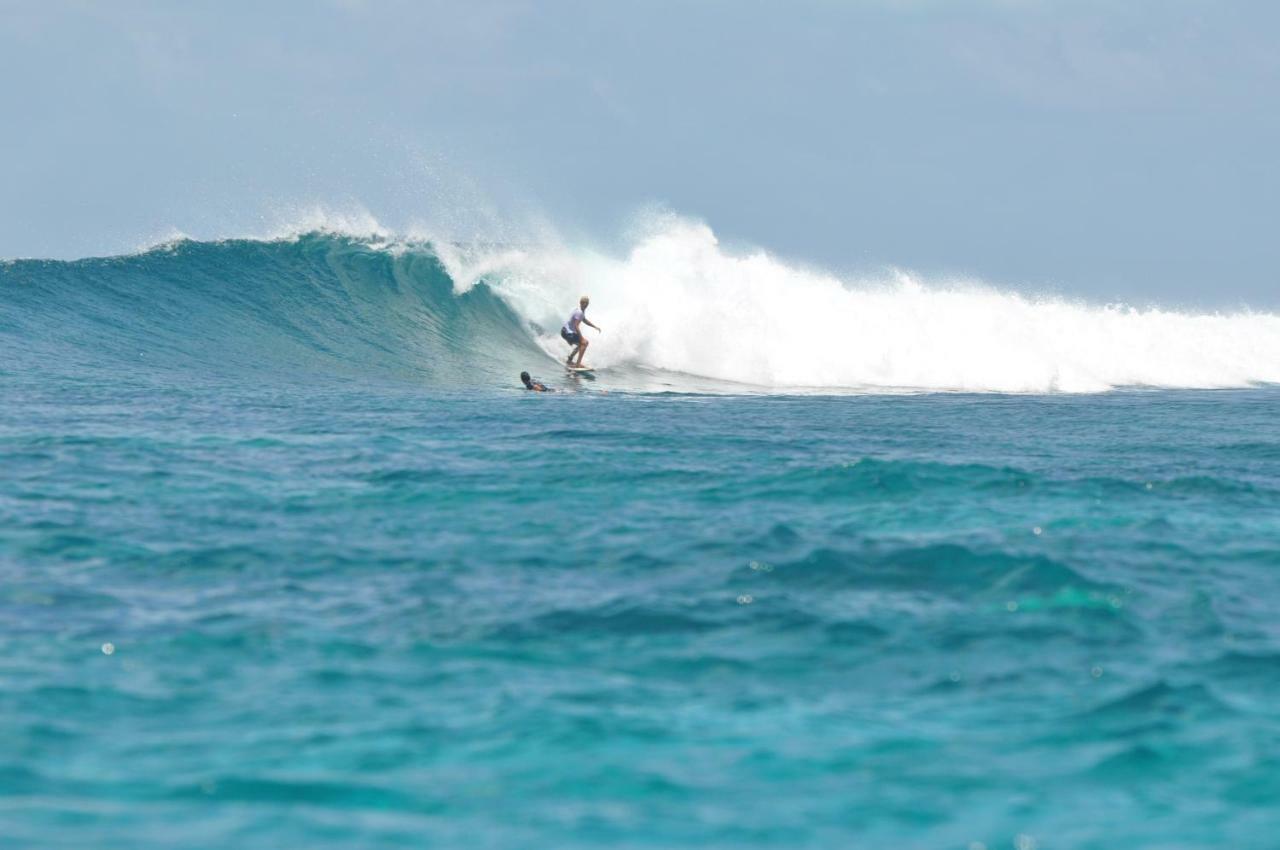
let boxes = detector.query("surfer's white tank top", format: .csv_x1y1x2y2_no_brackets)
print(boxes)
563,308,584,334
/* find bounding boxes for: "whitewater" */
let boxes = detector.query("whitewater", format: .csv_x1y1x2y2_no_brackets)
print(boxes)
439,216,1280,394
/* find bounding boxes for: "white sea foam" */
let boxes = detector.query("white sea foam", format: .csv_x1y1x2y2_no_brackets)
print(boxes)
468,215,1280,394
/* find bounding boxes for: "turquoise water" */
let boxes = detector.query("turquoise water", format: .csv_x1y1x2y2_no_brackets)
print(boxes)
4,236,1280,849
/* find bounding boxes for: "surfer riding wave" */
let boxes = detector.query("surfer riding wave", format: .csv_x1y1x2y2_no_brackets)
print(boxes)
560,295,601,367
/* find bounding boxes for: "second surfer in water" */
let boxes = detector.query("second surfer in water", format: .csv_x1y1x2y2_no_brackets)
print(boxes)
560,295,601,367
520,371,550,392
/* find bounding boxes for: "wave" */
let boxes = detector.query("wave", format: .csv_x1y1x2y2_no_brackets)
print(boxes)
0,232,538,387
3,212,1280,393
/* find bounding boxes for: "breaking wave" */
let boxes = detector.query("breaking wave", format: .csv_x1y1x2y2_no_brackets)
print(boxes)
4,212,1279,393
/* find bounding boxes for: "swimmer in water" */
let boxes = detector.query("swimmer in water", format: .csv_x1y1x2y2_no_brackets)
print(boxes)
520,371,550,392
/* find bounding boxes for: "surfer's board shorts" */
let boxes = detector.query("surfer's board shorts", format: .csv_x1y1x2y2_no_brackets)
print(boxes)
561,328,582,346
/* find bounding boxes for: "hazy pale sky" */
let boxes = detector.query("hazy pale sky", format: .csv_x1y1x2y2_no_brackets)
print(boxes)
2,0,1277,305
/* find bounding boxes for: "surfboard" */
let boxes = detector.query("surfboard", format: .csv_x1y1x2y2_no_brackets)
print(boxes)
566,364,596,374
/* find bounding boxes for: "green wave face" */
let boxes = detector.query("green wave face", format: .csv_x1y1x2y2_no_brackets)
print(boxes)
1,234,541,389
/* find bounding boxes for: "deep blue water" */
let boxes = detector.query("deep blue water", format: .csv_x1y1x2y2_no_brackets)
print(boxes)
4,237,1280,849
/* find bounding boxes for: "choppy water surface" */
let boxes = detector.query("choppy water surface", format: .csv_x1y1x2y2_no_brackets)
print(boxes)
4,236,1280,848
5,379,1280,849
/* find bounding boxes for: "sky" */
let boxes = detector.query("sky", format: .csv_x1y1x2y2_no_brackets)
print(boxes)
2,0,1277,305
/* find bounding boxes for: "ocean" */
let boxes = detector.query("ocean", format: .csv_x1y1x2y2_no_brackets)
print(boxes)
4,226,1280,849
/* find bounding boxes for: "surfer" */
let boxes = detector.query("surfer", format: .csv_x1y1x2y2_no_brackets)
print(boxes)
520,371,551,392
560,295,601,367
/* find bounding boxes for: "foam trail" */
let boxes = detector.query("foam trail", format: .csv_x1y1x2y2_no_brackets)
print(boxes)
467,216,1280,393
